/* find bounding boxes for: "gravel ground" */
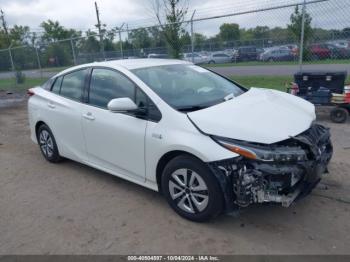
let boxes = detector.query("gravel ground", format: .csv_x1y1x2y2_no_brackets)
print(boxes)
0,101,350,255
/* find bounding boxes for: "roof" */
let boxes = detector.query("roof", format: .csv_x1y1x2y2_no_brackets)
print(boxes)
104,58,191,70
54,59,191,78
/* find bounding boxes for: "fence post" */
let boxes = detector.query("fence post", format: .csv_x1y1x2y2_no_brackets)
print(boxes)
190,10,196,63
35,47,43,79
8,45,15,72
299,0,307,72
70,38,77,65
118,23,125,59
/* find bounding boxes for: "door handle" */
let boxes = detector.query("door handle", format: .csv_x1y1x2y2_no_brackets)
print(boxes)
47,102,55,109
83,112,95,121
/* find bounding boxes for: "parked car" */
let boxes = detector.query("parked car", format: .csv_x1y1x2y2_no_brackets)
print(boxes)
208,52,232,64
331,40,350,49
309,44,331,60
28,59,333,222
147,53,169,59
326,43,350,59
280,44,299,57
232,46,257,62
183,53,209,64
260,48,294,62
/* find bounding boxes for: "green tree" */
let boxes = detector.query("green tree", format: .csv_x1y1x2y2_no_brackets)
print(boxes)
252,26,270,39
40,20,81,42
40,20,81,67
288,5,313,58
219,23,240,42
129,28,152,50
9,25,31,45
155,0,188,58
148,27,167,48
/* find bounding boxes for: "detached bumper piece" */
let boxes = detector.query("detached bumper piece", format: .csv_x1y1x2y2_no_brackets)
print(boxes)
208,124,333,211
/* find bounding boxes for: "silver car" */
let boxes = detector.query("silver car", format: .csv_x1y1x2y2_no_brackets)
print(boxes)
208,52,232,64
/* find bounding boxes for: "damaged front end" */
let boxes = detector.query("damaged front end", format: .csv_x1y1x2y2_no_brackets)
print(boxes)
208,124,333,212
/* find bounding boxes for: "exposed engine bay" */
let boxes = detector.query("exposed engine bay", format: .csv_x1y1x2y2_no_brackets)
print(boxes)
208,124,333,211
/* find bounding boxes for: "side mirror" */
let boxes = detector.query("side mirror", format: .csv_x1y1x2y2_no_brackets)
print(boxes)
107,98,138,113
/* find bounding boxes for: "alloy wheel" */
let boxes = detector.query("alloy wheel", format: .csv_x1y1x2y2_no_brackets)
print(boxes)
168,168,209,214
39,130,54,158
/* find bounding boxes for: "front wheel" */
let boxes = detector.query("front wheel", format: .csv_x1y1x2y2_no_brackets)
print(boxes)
161,155,224,222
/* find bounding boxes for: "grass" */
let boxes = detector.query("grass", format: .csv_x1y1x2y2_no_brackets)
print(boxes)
205,59,350,68
231,76,293,91
0,78,48,92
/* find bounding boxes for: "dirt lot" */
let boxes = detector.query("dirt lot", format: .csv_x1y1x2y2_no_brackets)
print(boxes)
1,100,350,255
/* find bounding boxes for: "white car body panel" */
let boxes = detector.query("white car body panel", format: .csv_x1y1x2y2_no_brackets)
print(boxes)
188,88,316,144
28,59,315,194
80,103,148,182
29,87,88,162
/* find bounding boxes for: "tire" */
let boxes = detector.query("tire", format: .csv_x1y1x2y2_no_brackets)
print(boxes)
208,60,215,64
330,107,349,123
161,155,224,222
37,124,62,163
268,57,275,62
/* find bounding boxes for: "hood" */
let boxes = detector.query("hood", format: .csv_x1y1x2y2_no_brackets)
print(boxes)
188,88,316,144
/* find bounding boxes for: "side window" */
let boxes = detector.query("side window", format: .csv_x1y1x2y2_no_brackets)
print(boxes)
42,78,54,91
60,69,87,101
135,88,147,108
51,76,63,94
89,69,135,108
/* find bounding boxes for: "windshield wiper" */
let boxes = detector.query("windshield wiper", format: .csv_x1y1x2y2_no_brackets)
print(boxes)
177,105,208,112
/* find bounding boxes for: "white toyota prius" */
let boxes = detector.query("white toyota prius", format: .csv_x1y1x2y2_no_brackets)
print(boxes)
28,59,333,222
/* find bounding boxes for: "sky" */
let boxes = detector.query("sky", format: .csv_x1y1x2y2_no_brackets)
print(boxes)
0,0,348,37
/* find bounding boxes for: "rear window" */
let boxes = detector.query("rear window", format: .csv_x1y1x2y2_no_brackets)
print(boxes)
51,76,63,94
60,69,88,101
42,78,54,90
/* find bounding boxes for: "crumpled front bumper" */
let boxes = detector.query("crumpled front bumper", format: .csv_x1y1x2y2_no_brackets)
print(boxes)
207,124,333,212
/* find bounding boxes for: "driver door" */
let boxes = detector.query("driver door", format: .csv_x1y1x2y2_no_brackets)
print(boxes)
81,68,147,182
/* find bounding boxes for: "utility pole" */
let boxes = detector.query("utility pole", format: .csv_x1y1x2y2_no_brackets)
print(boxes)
94,2,105,60
0,9,11,46
190,10,196,63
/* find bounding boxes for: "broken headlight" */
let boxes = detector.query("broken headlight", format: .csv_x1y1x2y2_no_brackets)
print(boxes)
213,136,307,162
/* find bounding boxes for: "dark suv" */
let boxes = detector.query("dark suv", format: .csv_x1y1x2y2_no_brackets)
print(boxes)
233,46,257,62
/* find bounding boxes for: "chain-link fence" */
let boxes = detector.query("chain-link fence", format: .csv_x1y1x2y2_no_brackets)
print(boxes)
0,0,349,90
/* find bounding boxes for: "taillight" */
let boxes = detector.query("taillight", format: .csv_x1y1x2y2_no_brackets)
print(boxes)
27,89,35,97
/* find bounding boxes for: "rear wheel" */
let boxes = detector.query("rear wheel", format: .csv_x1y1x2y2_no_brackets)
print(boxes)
330,107,348,123
161,155,224,222
37,124,62,163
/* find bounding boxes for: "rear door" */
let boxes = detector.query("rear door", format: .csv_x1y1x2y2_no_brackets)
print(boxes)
81,68,148,182
43,68,89,162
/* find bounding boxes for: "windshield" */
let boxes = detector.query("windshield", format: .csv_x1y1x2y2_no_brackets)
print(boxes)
132,64,244,111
